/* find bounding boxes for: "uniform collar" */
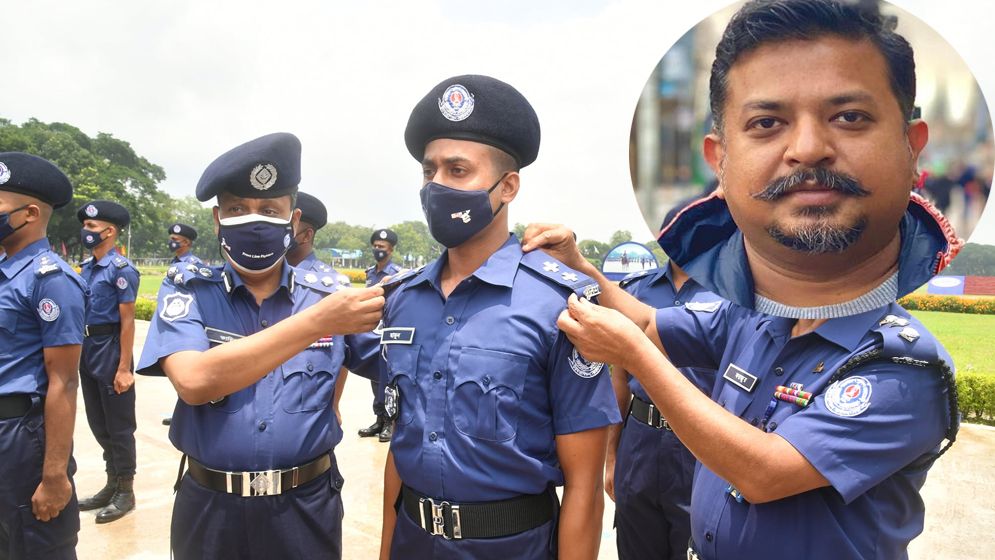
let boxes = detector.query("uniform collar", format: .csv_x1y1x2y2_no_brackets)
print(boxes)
0,238,49,279
811,305,890,352
406,234,520,293
658,192,961,309
221,260,295,298
93,248,120,268
299,252,318,267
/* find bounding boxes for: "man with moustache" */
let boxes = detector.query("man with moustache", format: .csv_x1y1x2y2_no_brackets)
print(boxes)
525,1,959,558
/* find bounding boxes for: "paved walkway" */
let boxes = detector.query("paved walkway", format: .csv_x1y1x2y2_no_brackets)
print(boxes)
71,321,995,559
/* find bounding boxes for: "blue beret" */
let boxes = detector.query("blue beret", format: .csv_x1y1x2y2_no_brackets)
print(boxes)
195,132,301,201
168,222,198,241
295,191,327,230
371,228,397,246
0,152,73,209
77,200,130,228
404,75,540,168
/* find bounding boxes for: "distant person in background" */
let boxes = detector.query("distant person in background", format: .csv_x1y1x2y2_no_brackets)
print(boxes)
360,228,402,442
76,200,140,524
168,223,203,266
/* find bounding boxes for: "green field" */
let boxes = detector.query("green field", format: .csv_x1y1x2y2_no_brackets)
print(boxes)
911,310,995,377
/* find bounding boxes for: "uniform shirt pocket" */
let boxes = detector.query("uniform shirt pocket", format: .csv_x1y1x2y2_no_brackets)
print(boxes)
0,307,18,335
383,345,421,426
453,347,529,442
281,348,337,413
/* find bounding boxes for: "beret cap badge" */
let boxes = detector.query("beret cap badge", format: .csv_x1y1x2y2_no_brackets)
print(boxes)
438,84,475,122
85,204,98,217
0,162,10,185
250,163,278,191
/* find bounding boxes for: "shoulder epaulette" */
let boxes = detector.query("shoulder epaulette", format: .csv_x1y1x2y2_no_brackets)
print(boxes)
167,263,223,287
618,269,653,290
81,256,94,266
293,267,340,294
381,265,424,291
112,255,130,269
520,250,601,300
35,254,63,277
873,313,940,365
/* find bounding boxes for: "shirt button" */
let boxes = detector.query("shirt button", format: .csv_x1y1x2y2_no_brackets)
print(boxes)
445,316,455,325
674,300,681,306
261,319,269,328
433,371,442,380
429,432,438,442
306,362,314,372
750,417,759,426
768,421,778,431
482,375,491,387
258,421,267,432
774,366,784,376
705,532,713,542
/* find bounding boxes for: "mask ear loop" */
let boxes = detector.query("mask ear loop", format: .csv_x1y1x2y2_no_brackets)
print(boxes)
487,172,510,217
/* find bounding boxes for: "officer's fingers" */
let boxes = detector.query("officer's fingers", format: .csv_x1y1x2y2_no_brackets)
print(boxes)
355,285,384,301
522,223,568,250
556,308,582,336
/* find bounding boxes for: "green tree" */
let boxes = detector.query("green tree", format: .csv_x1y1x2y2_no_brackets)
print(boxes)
0,118,169,261
579,239,610,269
944,243,995,276
609,230,633,247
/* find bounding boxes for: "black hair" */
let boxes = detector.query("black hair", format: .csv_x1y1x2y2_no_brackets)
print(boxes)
709,0,915,132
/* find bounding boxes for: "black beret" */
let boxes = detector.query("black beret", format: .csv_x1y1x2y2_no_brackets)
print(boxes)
295,191,327,230
168,222,198,241
77,200,130,228
0,152,74,208
195,132,301,201
371,228,397,246
404,75,540,168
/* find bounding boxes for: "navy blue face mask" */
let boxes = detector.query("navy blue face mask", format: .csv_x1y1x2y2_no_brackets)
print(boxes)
420,173,506,248
218,214,293,273
81,226,110,250
0,206,28,242
373,249,389,262
167,240,182,252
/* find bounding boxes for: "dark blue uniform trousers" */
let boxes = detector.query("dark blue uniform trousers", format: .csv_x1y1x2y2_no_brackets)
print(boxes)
171,456,345,560
613,416,695,560
0,400,79,560
390,494,559,559
79,334,136,477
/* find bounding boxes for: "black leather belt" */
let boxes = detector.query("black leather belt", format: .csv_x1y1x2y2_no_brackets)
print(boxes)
187,454,331,497
630,395,672,430
84,323,119,337
401,484,555,540
0,394,31,419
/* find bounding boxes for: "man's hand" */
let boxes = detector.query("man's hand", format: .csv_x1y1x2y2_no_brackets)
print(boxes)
32,475,72,522
521,223,588,271
557,294,648,370
113,369,134,394
605,452,617,502
315,285,384,335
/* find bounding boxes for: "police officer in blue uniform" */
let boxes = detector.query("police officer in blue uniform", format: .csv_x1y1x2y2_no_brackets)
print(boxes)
137,132,384,560
0,153,86,559
379,75,621,560
76,199,140,524
360,228,402,442
609,250,720,559
551,287,955,559
168,223,203,266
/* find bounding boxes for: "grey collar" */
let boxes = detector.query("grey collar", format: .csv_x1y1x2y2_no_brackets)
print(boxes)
754,272,899,319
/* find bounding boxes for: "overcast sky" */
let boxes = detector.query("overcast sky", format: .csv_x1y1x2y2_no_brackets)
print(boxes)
3,0,994,245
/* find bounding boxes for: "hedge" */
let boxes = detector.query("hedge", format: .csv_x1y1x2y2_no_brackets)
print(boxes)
957,373,995,426
899,294,995,314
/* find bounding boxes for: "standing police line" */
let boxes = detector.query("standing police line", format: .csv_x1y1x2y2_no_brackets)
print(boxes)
0,2,964,559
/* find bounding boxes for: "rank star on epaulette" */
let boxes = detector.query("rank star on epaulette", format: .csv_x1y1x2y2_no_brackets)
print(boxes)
562,272,579,282
304,273,318,284
186,264,199,272
166,266,178,278
542,261,560,273
198,267,212,278
321,276,334,286
898,326,920,343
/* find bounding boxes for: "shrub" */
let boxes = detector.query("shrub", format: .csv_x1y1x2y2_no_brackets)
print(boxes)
957,373,995,426
898,294,995,315
135,297,157,322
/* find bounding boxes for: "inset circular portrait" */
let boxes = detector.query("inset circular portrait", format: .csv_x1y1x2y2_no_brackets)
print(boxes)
630,0,993,317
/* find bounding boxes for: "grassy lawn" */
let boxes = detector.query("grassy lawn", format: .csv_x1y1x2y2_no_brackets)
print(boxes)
911,310,995,376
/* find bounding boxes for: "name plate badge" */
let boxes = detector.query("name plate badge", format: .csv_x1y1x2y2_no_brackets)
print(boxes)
722,363,758,393
380,327,415,345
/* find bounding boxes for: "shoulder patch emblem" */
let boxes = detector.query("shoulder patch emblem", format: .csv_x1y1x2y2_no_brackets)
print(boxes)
37,298,61,322
568,347,604,378
824,376,872,417
685,301,721,313
160,293,194,322
116,276,129,290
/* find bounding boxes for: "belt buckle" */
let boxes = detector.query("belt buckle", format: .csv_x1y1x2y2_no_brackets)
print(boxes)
648,403,671,431
687,547,700,560
419,497,462,540
239,469,282,497
84,325,90,337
